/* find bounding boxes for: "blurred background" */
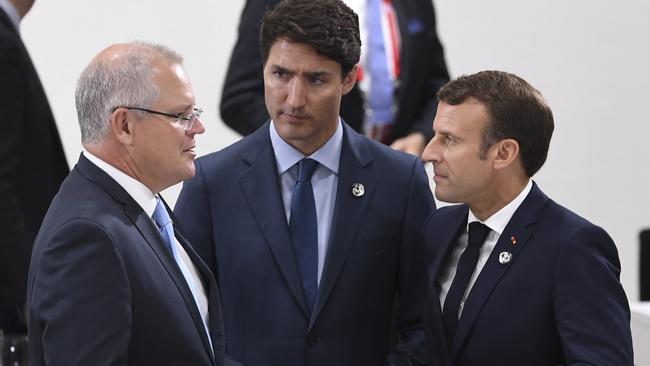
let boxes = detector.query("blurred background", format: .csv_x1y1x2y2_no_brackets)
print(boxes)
22,0,650,301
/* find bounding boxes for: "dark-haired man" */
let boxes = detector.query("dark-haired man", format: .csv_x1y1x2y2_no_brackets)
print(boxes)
220,0,449,156
421,70,633,365
175,0,434,365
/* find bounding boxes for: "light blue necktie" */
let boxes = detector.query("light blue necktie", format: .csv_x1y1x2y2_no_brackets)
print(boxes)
289,158,319,312
152,195,214,353
152,196,175,253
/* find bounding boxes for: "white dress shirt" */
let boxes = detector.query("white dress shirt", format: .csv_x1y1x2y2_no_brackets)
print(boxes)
438,180,533,317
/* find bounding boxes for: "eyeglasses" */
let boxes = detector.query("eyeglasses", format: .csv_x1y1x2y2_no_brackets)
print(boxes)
115,106,203,131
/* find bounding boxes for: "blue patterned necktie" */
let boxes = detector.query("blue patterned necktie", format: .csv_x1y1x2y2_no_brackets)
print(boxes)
442,222,491,347
289,158,319,312
152,196,175,253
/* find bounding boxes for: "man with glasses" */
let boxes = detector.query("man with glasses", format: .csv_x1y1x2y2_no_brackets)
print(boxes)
27,42,226,366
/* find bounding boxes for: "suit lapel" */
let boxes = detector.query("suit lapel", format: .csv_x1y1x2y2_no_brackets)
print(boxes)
449,184,549,361
77,155,217,364
238,124,311,318
424,206,468,363
168,201,222,365
309,124,374,329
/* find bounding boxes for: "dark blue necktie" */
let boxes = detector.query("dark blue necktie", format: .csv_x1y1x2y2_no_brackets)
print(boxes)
442,222,491,347
289,158,319,312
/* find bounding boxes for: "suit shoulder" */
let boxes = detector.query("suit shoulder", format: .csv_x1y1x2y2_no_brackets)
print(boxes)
196,131,263,172
359,135,422,172
425,203,466,227
40,170,123,232
542,199,609,238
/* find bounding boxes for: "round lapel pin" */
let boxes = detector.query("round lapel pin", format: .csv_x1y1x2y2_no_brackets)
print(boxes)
498,251,512,264
351,183,365,198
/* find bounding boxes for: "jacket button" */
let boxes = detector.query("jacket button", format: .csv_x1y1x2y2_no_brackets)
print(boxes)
306,334,320,346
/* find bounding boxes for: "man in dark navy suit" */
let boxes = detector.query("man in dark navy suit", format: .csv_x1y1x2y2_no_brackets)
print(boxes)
0,0,68,335
28,42,225,366
421,70,633,365
176,1,434,365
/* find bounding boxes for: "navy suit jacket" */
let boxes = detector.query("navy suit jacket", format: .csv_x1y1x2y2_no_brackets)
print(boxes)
175,122,435,366
27,155,225,366
220,0,449,142
0,7,68,333
423,183,633,366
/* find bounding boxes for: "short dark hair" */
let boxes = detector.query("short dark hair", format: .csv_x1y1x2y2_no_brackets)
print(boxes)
259,0,361,75
437,70,554,177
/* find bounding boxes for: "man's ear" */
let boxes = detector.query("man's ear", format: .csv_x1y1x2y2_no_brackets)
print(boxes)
493,138,520,171
111,107,134,145
341,65,358,95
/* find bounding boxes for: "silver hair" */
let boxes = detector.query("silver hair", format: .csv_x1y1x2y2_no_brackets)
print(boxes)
75,41,184,144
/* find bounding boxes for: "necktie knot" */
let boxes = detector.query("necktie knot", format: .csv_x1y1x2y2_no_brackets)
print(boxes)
296,158,319,182
468,222,490,248
152,196,172,229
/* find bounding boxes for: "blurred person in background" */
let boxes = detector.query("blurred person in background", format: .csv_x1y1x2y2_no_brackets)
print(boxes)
0,0,68,335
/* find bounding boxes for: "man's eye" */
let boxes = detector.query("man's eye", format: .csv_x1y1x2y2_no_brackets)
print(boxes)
308,77,324,85
445,136,456,145
273,71,289,79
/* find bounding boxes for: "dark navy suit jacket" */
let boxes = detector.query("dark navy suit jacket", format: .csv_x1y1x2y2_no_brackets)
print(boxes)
27,155,225,366
175,122,435,366
0,7,68,333
423,183,633,366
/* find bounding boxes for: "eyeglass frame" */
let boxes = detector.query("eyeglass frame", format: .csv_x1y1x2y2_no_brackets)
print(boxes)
113,106,203,131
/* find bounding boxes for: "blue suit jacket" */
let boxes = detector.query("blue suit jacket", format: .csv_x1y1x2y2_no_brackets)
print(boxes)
175,122,435,366
28,155,225,366
422,183,633,366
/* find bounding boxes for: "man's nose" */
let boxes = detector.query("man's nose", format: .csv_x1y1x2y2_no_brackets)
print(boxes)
286,78,306,108
422,135,441,164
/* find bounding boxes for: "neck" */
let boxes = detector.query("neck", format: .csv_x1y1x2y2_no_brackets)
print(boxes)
469,174,529,221
84,143,162,194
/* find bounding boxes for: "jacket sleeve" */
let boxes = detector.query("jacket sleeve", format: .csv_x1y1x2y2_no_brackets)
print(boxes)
29,220,132,366
553,224,634,365
0,39,31,310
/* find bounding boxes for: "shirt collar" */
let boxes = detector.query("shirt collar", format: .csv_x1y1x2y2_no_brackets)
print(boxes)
467,179,533,235
83,150,157,217
269,119,343,175
0,0,21,32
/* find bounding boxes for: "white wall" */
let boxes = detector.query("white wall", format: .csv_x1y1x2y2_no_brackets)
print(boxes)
21,0,649,300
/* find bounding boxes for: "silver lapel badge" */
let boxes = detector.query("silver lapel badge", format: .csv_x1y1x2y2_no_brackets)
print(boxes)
498,251,512,264
351,183,365,198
